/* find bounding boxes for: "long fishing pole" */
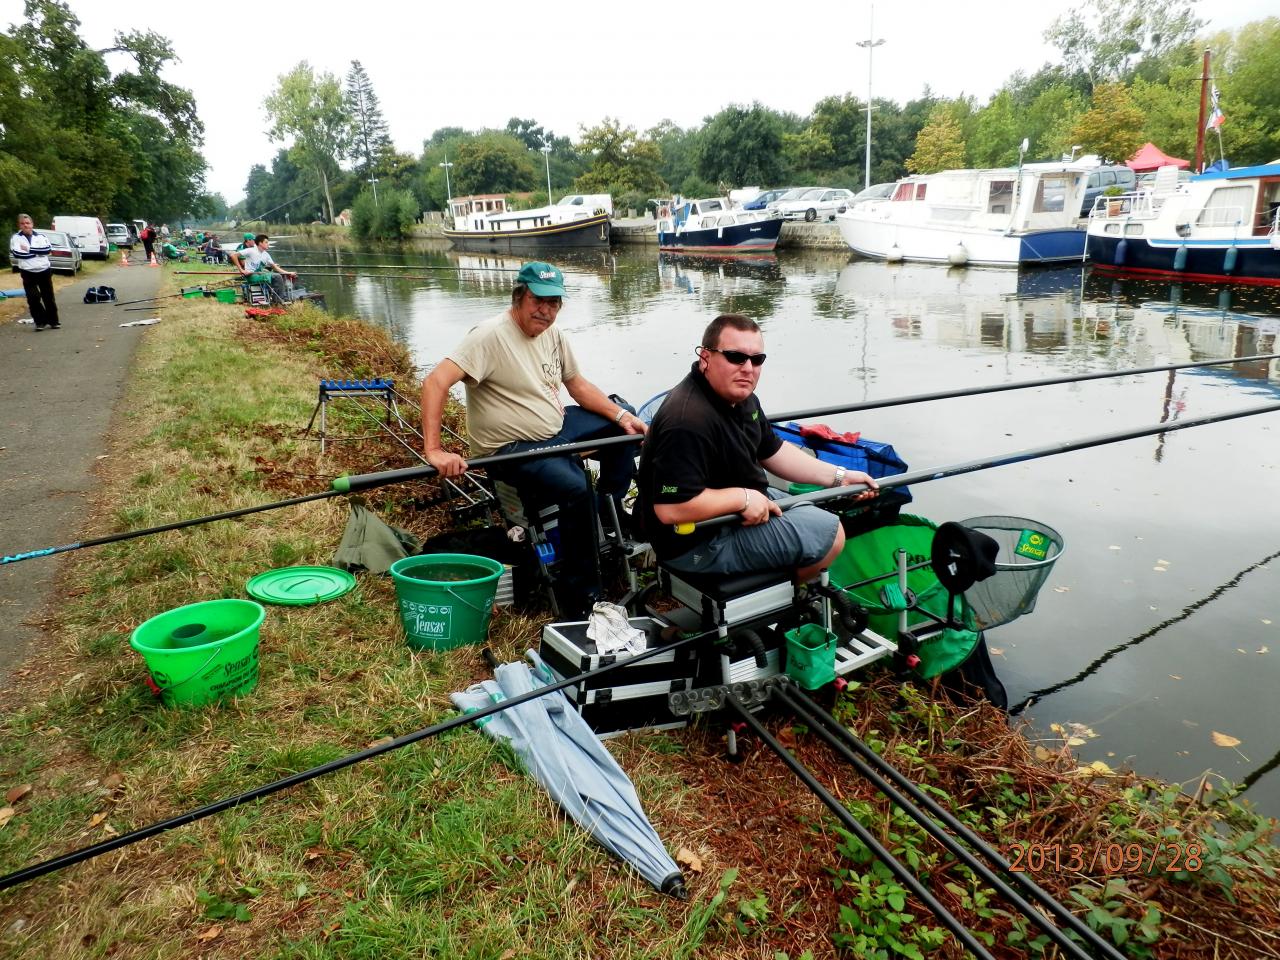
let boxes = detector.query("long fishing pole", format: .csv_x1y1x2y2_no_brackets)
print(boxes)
114,277,241,307
279,262,603,276
0,629,709,892
676,400,1280,534
725,697,999,960
0,435,641,565
775,684,1125,960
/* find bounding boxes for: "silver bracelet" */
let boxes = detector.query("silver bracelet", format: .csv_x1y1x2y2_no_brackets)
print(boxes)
831,465,847,487
613,408,627,424
742,487,751,513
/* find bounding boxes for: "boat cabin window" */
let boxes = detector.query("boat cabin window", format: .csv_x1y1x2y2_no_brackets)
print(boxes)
701,217,717,229
915,183,927,201
717,215,735,226
987,180,1014,214
1256,180,1280,233
1197,185,1253,227
702,199,724,212
892,183,915,201
1033,176,1068,213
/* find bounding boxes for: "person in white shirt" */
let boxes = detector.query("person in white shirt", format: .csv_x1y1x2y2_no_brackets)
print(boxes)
228,234,298,302
8,214,60,331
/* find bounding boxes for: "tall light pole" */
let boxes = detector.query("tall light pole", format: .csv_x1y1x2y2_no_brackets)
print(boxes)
438,154,454,206
856,6,886,190
367,177,380,207
540,141,553,204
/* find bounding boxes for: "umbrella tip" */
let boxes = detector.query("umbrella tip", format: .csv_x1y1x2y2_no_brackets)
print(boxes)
660,873,688,900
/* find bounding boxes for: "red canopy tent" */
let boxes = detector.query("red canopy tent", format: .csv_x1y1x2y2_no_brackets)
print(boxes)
1126,142,1190,172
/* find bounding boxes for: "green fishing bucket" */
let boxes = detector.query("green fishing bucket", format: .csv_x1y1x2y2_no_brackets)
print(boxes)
389,553,504,651
215,287,237,304
129,599,265,708
785,623,838,689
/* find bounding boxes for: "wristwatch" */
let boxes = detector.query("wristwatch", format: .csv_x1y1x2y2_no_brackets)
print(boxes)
831,466,847,487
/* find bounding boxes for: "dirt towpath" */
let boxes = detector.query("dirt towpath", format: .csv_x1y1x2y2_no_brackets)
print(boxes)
0,260,163,682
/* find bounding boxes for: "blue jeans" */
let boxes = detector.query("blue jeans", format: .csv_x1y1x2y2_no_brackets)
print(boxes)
489,405,637,609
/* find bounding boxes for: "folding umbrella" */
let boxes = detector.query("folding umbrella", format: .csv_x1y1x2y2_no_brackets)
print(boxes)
451,655,685,897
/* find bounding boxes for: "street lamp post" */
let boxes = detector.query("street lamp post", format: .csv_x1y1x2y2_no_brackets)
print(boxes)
856,7,886,191
368,177,380,207
540,142,553,204
439,154,454,207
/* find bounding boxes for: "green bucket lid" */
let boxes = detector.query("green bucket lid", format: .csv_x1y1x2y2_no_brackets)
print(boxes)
246,565,356,606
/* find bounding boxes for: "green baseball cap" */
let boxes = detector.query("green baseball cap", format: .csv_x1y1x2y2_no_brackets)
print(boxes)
517,261,567,298
243,232,255,241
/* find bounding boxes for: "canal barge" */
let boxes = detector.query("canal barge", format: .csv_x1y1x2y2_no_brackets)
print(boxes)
1086,163,1280,286
442,193,612,253
836,163,1090,267
656,197,783,255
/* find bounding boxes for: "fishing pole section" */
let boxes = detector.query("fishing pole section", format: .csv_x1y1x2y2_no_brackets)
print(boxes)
4,353,1278,566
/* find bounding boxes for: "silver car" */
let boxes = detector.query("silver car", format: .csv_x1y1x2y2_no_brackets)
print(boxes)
9,228,82,275
771,187,856,222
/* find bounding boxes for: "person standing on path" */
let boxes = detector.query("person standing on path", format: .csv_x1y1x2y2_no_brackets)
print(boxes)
139,224,156,262
9,213,60,331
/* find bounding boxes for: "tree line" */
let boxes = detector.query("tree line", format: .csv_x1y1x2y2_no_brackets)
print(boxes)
1,0,222,226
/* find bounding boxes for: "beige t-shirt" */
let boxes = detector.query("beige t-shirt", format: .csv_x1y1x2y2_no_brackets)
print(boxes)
449,309,581,455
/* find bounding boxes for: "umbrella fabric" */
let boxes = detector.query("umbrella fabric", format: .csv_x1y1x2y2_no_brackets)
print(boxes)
451,655,682,893
332,501,421,574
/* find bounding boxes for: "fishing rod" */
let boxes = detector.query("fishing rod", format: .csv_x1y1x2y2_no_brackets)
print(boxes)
726,697,1000,960
114,278,241,307
773,684,1125,960
677,400,1280,535
266,262,604,276
770,352,1280,422
0,435,641,565
0,628,708,893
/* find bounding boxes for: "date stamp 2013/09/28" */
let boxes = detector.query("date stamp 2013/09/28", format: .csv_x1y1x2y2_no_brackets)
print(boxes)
1007,843,1203,875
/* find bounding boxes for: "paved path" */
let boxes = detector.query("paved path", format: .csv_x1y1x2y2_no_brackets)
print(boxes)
0,261,162,682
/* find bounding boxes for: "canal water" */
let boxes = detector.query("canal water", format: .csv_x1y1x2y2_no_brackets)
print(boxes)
280,240,1280,815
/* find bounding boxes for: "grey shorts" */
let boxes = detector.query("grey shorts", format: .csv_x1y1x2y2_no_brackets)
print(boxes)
664,501,840,577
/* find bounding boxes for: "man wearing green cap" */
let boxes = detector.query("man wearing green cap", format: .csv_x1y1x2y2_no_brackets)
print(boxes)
422,261,646,616
237,231,257,252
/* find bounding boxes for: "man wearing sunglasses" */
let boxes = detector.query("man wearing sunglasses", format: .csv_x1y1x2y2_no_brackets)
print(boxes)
422,261,645,617
637,313,877,581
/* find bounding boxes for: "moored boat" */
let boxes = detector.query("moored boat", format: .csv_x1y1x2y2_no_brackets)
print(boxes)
442,193,612,253
656,197,783,255
836,163,1090,267
1086,163,1280,286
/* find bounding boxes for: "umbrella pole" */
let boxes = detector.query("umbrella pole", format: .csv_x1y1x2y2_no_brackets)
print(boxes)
774,685,1123,960
724,695,999,960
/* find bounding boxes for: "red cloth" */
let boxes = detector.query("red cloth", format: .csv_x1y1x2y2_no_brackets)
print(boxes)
1126,142,1190,172
799,423,861,444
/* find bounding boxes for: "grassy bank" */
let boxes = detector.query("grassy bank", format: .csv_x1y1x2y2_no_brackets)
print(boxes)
0,278,1277,959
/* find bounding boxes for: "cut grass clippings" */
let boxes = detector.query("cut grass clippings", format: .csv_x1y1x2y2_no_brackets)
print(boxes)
1,271,1278,959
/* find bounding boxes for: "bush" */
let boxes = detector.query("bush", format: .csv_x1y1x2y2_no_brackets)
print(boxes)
351,187,420,241
679,175,716,198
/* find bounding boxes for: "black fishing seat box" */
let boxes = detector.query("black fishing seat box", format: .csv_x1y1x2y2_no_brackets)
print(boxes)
539,616,695,737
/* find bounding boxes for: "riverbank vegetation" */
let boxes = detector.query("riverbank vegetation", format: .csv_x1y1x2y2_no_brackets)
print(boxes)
234,0,1280,227
1,283,1278,958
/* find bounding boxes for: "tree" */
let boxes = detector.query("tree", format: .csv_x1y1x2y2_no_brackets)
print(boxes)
967,90,1022,166
573,118,666,198
693,103,787,187
1045,0,1204,87
264,62,353,222
908,107,967,173
451,132,537,195
345,60,393,179
1069,82,1147,162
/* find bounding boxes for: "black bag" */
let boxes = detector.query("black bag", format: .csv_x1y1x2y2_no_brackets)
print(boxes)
83,285,116,304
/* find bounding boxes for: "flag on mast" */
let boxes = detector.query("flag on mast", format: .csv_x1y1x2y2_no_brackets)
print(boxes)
1206,84,1226,130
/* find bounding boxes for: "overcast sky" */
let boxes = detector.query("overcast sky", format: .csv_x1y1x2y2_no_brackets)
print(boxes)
4,0,1276,204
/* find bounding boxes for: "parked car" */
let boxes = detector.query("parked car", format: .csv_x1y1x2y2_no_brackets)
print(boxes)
851,182,896,205
770,187,857,221
51,215,109,259
1080,165,1138,215
105,222,134,249
9,228,82,275
740,188,796,211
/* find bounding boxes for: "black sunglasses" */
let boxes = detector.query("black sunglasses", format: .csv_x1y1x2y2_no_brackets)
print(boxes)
704,347,767,367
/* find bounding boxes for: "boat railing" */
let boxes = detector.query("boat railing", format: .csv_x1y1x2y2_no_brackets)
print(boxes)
1183,204,1248,230
1089,191,1159,220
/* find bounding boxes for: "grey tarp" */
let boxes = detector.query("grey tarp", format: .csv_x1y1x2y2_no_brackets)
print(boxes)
331,501,421,574
450,653,685,896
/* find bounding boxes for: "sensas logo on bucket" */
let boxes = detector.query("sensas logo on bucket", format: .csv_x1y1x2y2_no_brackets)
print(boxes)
402,599,453,640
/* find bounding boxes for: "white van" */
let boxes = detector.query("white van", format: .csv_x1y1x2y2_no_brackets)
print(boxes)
556,193,614,217
52,215,109,259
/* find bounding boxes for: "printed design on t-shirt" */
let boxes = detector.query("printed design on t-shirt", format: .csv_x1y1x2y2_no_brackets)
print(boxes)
541,352,565,415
